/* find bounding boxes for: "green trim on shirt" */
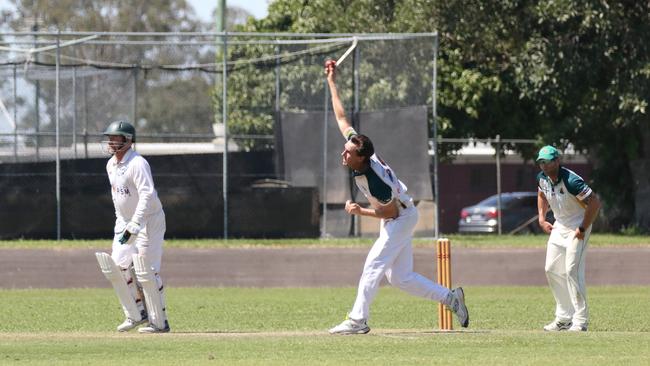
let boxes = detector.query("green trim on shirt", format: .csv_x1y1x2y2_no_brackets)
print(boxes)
354,168,392,203
537,166,587,197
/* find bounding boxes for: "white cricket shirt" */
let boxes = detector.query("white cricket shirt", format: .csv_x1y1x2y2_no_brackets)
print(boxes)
353,154,414,209
345,128,414,213
537,166,592,229
107,148,163,225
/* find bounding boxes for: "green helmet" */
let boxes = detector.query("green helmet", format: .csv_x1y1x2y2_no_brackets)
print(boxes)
103,120,136,142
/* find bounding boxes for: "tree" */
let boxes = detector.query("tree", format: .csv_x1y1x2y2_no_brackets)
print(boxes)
510,1,650,230
4,0,212,141
231,0,649,231
7,0,201,32
209,5,254,31
218,0,441,150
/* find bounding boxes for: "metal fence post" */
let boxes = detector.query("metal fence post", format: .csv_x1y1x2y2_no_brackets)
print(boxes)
222,31,228,239
13,64,17,162
132,68,138,126
82,71,88,158
496,134,502,235
55,31,61,240
274,42,284,178
322,79,329,238
432,33,440,238
352,39,360,237
72,66,77,158
35,72,40,162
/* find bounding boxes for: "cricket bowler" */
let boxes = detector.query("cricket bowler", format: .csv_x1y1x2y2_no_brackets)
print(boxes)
324,60,469,335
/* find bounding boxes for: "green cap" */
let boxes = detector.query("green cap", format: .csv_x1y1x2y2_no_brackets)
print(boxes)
536,145,559,162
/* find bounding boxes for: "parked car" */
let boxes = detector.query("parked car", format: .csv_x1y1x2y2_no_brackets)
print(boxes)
458,192,553,234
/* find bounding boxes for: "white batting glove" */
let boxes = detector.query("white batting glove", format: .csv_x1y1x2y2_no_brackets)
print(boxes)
125,221,141,235
118,222,141,245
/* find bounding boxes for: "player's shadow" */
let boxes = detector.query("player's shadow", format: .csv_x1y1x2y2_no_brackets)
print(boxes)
162,329,491,336
169,330,325,336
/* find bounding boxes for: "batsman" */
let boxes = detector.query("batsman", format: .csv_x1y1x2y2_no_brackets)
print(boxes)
95,120,170,333
324,60,469,335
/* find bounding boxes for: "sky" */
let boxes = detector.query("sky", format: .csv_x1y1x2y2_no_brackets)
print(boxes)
188,0,269,21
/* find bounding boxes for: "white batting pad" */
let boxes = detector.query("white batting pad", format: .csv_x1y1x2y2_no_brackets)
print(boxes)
95,252,142,321
132,254,167,329
131,266,147,311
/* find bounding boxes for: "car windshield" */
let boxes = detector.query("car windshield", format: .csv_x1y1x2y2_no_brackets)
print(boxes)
476,194,534,208
476,196,501,206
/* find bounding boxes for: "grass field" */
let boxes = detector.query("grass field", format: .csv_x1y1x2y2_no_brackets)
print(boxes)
1,236,648,364
2,233,650,249
1,287,649,365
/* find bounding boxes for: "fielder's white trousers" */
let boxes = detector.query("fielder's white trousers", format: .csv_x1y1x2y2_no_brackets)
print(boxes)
544,224,590,327
111,210,166,272
348,206,450,321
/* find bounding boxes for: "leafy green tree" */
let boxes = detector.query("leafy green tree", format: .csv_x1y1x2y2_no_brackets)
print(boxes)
227,0,649,230
4,0,209,141
209,5,253,31
510,1,650,230
219,0,440,150
7,0,200,32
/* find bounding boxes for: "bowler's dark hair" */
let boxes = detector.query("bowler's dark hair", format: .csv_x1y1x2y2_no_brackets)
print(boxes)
350,134,374,162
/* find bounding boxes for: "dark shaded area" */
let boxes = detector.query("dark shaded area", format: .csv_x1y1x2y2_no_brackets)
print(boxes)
0,149,594,238
0,152,320,239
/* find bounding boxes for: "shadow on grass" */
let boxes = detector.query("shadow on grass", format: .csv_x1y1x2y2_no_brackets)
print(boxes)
168,329,493,340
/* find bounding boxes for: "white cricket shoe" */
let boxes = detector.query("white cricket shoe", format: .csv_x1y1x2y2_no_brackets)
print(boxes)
568,324,587,332
329,318,370,335
543,319,572,331
448,287,469,328
138,320,171,334
117,317,148,332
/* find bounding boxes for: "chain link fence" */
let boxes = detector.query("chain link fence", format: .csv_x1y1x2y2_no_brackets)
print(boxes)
0,32,595,239
436,138,592,234
0,32,445,239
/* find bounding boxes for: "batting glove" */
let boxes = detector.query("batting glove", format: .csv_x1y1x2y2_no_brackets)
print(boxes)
118,221,141,245
125,221,141,235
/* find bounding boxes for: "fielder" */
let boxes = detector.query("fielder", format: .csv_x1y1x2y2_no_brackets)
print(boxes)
536,145,601,332
324,60,469,335
95,120,170,333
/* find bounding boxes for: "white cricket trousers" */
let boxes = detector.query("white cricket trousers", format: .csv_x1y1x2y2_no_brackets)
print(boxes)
544,230,590,327
111,211,166,272
348,206,450,321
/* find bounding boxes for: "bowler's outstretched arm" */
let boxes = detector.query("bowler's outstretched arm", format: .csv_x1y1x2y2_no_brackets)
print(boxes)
325,61,354,139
